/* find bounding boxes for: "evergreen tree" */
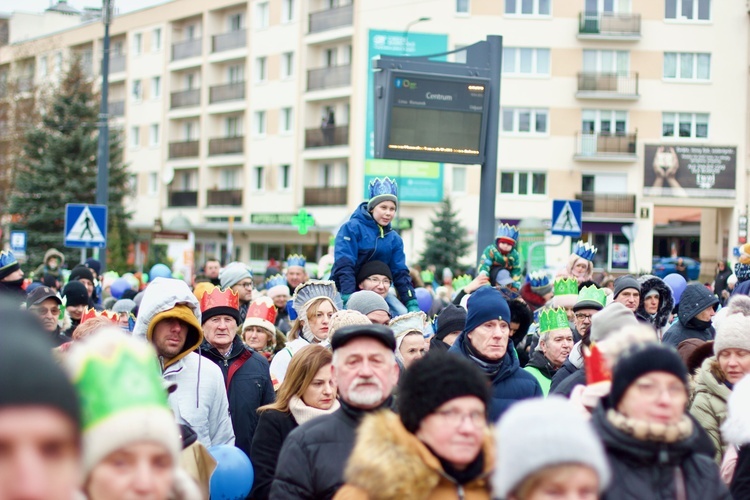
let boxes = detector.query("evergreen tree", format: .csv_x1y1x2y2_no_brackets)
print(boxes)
8,58,133,274
418,197,471,274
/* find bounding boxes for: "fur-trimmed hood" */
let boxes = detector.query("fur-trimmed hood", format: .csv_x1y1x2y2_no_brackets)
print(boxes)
338,410,493,500
636,275,674,329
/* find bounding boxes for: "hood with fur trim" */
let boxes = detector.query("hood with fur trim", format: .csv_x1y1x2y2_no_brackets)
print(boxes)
635,275,674,329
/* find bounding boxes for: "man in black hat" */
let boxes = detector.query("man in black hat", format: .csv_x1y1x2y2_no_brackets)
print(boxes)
271,324,399,499
62,280,91,338
68,264,98,307
26,287,69,346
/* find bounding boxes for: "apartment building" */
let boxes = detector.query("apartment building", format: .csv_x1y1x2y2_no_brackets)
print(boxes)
0,0,745,279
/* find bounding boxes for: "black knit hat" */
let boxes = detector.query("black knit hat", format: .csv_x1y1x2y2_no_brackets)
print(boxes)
398,351,490,433
62,280,90,307
201,305,241,326
610,342,688,407
69,265,95,284
356,260,393,285
435,303,466,341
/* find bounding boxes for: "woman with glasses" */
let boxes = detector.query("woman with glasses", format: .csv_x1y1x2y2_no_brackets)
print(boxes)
335,352,493,499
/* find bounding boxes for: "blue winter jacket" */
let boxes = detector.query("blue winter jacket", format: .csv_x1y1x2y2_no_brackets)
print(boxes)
448,332,543,421
331,202,415,305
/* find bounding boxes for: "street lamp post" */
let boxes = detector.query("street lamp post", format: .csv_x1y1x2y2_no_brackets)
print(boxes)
95,0,113,271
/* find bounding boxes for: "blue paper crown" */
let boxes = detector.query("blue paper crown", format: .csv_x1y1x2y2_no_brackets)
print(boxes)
286,254,306,268
265,274,288,289
572,240,597,261
495,223,519,243
526,271,550,288
368,177,398,199
0,250,18,270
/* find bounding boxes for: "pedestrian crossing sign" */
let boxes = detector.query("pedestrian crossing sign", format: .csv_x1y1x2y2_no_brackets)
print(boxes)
551,200,582,237
64,204,108,249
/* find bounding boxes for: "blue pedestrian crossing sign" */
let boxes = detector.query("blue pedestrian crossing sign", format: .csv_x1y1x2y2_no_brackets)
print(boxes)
551,200,582,237
64,204,108,249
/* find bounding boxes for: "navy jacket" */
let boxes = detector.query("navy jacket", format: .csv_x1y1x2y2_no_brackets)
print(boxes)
662,284,719,348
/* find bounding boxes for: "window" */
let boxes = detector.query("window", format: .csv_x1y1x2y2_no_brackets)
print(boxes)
149,124,159,146
279,164,291,190
662,112,709,139
39,56,47,77
151,76,161,99
53,53,62,73
225,116,241,137
220,168,240,189
253,166,265,190
282,52,294,78
255,2,269,29
184,121,196,141
505,0,550,16
453,44,467,64
186,24,197,40
664,52,710,81
502,48,550,76
131,79,142,101
456,0,469,14
228,64,244,83
321,163,333,187
255,57,267,82
281,107,293,133
132,33,142,55
582,50,629,75
665,0,710,21
282,0,295,22
151,28,162,51
254,111,266,136
130,126,140,148
452,166,467,193
582,109,627,134
325,48,337,67
229,13,244,31
147,172,158,195
501,108,548,135
499,172,546,195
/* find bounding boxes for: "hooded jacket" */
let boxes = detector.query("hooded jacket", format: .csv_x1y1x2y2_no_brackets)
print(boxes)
689,357,731,464
33,248,65,279
334,411,493,500
133,278,235,448
523,350,557,396
331,202,416,307
662,284,719,348
635,275,675,339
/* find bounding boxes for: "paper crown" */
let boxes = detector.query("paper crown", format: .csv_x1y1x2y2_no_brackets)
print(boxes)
286,254,306,268
572,240,598,261
80,308,120,325
0,250,18,271
584,343,611,384
265,274,288,289
526,271,550,288
292,280,343,316
389,311,427,339
245,296,277,328
452,274,472,291
199,287,240,313
368,176,398,199
554,277,579,297
538,307,570,334
495,223,519,244
421,270,434,284
576,285,607,308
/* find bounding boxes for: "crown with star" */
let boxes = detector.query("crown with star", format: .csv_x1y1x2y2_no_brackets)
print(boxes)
286,254,306,268
80,308,120,325
0,250,18,272
526,271,550,288
572,240,597,261
538,307,570,334
368,177,398,199
265,274,288,289
554,277,579,297
495,223,519,245
199,287,239,313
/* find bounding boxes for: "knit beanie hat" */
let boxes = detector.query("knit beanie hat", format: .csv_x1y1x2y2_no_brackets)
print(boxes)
0,250,20,281
62,280,90,307
435,303,466,341
112,298,137,314
493,397,611,498
398,351,490,433
613,275,640,299
328,309,372,338
219,262,253,290
464,286,510,333
590,302,640,342
610,342,688,407
714,295,750,356
84,258,102,276
70,264,95,284
356,260,393,285
64,329,181,476
347,290,389,316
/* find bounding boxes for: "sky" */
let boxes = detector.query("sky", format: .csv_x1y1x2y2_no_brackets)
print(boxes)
0,0,170,15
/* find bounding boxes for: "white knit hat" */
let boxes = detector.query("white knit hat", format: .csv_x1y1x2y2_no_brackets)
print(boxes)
714,312,750,356
329,309,372,338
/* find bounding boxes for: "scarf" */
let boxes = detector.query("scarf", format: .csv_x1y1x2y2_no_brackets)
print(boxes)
687,317,713,331
606,409,693,443
428,443,486,486
288,395,340,426
462,335,503,377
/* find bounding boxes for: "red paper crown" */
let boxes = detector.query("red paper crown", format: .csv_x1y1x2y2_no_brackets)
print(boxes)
246,296,277,325
200,287,240,313
80,308,120,325
584,342,611,385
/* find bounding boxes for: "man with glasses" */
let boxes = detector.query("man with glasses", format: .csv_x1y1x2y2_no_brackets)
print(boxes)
356,260,406,317
220,261,255,322
25,286,68,346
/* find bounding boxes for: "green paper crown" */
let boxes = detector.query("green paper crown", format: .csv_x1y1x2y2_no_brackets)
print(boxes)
421,270,435,284
554,277,578,297
576,285,607,308
72,338,169,431
452,274,472,290
539,307,570,334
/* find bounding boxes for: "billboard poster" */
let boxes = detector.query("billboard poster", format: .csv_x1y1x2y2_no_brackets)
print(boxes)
612,243,629,269
643,145,736,198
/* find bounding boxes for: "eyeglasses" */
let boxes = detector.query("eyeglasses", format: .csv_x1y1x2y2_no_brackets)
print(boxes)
434,408,486,428
575,313,594,321
366,277,392,287
31,307,61,317
238,281,254,289
634,382,687,400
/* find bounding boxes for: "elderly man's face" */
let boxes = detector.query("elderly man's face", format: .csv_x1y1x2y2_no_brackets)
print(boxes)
573,308,598,337
333,337,398,410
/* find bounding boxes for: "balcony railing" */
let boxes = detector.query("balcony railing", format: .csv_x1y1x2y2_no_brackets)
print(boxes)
170,88,200,108
209,136,244,155
17,77,33,93
307,65,351,91
168,190,198,207
168,140,199,159
172,38,202,61
304,186,347,206
110,54,126,73
209,81,245,103
575,132,637,159
575,193,636,216
305,124,349,148
309,3,353,33
577,72,639,98
109,100,125,117
579,12,641,37
212,29,246,52
207,189,243,206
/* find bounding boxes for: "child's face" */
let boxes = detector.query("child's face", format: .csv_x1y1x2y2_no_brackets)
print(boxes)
371,201,396,226
497,241,513,254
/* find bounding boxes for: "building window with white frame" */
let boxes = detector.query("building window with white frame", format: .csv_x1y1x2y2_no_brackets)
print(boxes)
255,57,267,83
278,164,291,190
582,109,627,135
53,52,62,73
229,13,244,31
151,28,162,51
665,0,710,21
228,64,244,84
132,79,142,101
132,33,142,55
662,112,709,139
130,126,140,148
282,52,294,78
281,107,293,133
149,124,159,147
282,0,295,22
505,0,550,16
39,56,48,77
225,116,241,137
151,76,161,99
253,166,265,191
452,166,467,193
255,2,269,29
501,108,548,135
147,172,158,195
664,52,710,81
502,47,550,76
254,111,266,136
456,0,469,14
582,49,629,75
499,171,546,196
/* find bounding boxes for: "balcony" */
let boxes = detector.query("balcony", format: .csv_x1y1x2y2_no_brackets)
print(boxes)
17,76,33,93
170,88,200,109
304,186,347,206
110,54,126,73
578,12,641,39
212,29,246,52
576,72,639,100
168,190,198,207
576,193,636,217
209,81,245,103
574,132,637,162
209,136,244,155
207,189,243,206
172,38,202,61
309,4,353,33
168,140,199,159
109,100,125,117
307,65,351,91
305,124,349,148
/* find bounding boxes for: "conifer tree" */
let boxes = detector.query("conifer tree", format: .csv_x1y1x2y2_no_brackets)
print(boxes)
418,197,471,274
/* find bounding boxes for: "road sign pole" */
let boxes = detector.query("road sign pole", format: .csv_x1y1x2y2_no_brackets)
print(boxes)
81,247,86,265
95,0,113,273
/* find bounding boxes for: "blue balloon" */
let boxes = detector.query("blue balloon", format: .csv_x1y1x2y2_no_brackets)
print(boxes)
110,278,131,300
663,273,688,305
207,445,254,500
415,287,432,314
149,263,172,280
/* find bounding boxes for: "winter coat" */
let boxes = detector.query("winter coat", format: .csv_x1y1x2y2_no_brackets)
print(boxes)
477,243,521,282
251,410,298,500
448,332,542,421
549,358,579,393
33,248,65,279
731,445,750,499
714,267,733,302
662,284,719,348
334,411,493,500
636,275,675,339
331,202,416,307
269,337,310,387
690,357,731,464
552,367,587,397
199,336,275,457
523,350,557,396
592,401,730,500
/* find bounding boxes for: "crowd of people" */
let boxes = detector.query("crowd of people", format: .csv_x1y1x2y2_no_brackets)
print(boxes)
2,178,750,499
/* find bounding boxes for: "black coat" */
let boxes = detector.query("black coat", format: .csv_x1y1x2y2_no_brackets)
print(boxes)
714,267,732,300
551,365,587,397
199,336,275,457
662,284,719,348
731,445,750,499
636,275,675,331
250,410,298,500
549,358,578,393
592,402,730,500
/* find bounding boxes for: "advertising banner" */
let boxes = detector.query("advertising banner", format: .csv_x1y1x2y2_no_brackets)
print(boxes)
643,145,736,198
